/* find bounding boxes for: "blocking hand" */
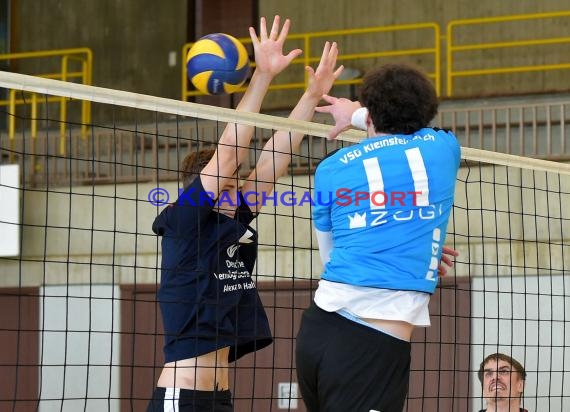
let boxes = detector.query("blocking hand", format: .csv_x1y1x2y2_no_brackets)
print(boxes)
249,16,302,78
315,94,363,139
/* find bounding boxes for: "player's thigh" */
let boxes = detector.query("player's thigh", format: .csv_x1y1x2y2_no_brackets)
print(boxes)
295,304,331,411
318,316,411,412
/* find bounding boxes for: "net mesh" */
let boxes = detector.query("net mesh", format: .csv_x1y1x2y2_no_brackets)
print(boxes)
0,72,569,411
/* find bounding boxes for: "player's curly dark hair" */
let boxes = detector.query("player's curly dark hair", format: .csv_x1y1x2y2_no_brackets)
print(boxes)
359,63,438,135
181,148,215,190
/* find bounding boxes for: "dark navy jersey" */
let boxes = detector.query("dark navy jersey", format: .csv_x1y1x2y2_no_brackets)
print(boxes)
152,177,272,363
313,128,460,294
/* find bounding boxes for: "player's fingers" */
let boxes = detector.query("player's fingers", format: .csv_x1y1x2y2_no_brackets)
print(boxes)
269,15,280,40
249,27,260,46
440,254,453,267
314,105,333,114
333,65,344,79
319,41,331,62
327,42,338,61
320,94,338,105
442,245,460,257
284,48,303,64
277,18,291,43
259,16,268,41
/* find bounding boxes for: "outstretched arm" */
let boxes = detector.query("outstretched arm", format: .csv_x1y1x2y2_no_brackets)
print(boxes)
200,16,302,197
241,41,343,213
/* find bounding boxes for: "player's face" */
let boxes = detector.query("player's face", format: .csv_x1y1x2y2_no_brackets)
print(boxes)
482,359,524,402
215,177,239,218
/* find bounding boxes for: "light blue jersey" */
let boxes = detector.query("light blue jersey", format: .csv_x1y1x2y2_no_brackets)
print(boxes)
313,128,461,294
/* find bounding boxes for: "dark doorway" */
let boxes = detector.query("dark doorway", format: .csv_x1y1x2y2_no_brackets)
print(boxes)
0,0,9,57
0,0,10,131
406,277,473,412
188,0,257,40
185,0,258,108
0,287,39,412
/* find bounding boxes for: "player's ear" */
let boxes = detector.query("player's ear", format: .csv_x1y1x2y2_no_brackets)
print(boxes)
516,377,525,393
365,113,375,133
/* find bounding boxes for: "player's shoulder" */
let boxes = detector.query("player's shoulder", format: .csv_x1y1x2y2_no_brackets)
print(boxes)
431,127,452,133
430,127,460,143
424,127,461,154
423,127,457,138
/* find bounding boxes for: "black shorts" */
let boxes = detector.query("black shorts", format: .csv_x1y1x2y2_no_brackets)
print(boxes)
146,387,233,412
295,303,411,412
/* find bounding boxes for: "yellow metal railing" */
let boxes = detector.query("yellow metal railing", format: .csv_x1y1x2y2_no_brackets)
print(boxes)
0,48,93,157
3,10,570,162
181,22,441,101
447,11,570,96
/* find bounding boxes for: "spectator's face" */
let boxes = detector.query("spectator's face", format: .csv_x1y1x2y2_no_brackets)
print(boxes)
482,358,524,401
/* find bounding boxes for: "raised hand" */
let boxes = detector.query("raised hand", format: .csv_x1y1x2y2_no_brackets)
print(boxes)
249,16,302,78
315,94,363,139
239,41,343,214
305,42,344,100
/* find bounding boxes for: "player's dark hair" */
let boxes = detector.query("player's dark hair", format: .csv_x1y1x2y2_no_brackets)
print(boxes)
181,148,215,190
478,352,527,383
359,63,438,135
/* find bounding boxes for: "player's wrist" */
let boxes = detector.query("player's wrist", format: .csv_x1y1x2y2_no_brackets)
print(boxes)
249,70,274,88
302,89,322,102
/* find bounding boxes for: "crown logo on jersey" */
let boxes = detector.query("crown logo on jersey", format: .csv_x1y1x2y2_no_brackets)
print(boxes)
227,244,240,258
348,212,367,229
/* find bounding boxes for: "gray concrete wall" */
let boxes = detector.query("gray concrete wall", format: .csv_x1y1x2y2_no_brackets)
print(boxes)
1,167,569,288
9,1,570,101
259,0,570,101
0,176,321,288
12,0,187,99
259,0,567,41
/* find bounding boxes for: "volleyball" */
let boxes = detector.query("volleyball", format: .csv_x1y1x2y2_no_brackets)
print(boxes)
186,33,250,95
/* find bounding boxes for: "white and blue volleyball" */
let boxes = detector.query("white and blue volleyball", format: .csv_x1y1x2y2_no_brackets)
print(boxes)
186,33,250,95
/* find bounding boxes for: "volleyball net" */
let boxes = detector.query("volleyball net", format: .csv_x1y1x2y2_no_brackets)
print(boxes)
0,71,569,411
